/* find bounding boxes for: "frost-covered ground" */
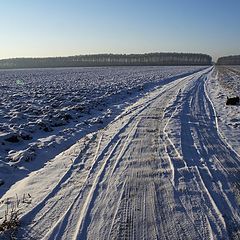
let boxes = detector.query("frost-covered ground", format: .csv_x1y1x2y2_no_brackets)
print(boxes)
206,66,240,155
0,66,205,195
0,66,239,240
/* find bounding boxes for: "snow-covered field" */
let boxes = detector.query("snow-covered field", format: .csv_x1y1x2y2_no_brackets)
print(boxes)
0,66,204,194
0,66,239,239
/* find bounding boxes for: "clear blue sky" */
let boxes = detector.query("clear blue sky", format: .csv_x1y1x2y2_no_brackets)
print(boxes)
0,0,240,61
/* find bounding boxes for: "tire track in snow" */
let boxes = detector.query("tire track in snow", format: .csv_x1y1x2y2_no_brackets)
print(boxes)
84,71,210,240
43,120,139,239
176,70,240,239
19,134,97,231
49,72,198,239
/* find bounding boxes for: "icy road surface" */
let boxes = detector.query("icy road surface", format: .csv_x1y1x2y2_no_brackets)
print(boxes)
2,67,240,239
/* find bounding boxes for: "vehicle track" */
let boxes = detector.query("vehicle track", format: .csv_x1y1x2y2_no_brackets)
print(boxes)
170,70,240,239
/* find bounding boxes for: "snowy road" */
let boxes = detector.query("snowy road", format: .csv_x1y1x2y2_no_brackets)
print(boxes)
3,67,240,239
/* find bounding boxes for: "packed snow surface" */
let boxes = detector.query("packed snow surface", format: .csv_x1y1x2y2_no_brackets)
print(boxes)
0,66,239,239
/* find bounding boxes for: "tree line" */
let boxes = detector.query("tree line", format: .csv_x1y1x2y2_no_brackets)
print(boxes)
0,52,212,69
217,55,240,65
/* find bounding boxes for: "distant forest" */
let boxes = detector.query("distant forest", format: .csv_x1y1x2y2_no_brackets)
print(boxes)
217,55,240,65
0,53,212,69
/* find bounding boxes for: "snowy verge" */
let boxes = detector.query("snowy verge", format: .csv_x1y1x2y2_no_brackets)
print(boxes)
205,68,240,156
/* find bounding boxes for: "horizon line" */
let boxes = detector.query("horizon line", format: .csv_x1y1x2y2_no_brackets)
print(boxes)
0,51,214,61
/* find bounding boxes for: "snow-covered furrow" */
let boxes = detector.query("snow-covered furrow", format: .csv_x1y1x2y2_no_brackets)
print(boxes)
1,67,239,240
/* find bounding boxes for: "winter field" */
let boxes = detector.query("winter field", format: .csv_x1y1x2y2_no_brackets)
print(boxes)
0,66,239,239
0,66,204,193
